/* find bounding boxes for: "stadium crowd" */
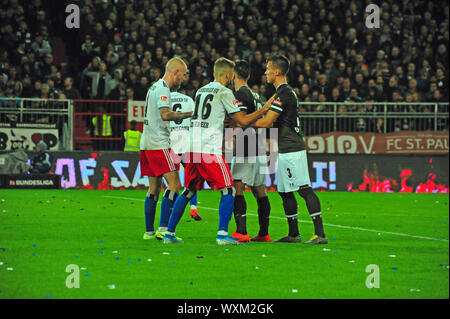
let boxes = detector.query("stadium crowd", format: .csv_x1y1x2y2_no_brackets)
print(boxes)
1,0,449,127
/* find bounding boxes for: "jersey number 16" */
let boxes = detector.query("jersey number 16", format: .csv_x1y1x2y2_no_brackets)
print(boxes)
192,94,213,120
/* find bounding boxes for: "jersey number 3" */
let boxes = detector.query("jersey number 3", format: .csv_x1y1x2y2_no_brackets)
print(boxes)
192,94,213,120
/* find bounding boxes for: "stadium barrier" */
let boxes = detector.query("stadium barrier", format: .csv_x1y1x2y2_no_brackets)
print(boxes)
8,151,446,193
0,98,448,152
0,97,73,151
73,99,128,151
298,102,449,135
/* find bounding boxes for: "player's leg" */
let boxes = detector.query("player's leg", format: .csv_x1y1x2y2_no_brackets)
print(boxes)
164,154,201,243
181,152,202,221
250,184,271,242
143,176,162,239
164,186,197,243
157,170,182,236
140,150,161,239
230,157,250,241
202,154,241,245
298,185,327,244
232,180,248,236
274,153,302,243
292,150,327,244
189,192,202,221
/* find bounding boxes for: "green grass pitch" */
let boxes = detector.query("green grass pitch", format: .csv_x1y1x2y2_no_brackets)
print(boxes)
0,190,448,299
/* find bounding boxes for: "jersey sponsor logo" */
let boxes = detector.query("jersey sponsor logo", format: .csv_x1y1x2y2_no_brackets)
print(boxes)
160,96,168,101
273,98,282,106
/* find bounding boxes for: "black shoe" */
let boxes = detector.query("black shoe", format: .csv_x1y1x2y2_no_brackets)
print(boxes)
274,235,302,243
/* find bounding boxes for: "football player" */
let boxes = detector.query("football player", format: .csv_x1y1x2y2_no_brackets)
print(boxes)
252,54,327,244
140,57,192,241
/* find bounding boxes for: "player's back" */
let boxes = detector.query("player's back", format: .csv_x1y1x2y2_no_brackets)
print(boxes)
169,91,194,154
234,85,266,158
190,81,240,155
140,79,171,150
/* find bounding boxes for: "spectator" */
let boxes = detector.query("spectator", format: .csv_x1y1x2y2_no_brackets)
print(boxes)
134,75,149,100
82,61,112,99
31,32,52,58
63,77,81,100
0,0,447,138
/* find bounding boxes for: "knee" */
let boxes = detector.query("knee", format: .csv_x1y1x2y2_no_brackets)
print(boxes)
181,187,196,200
279,192,297,212
220,187,236,197
297,186,314,199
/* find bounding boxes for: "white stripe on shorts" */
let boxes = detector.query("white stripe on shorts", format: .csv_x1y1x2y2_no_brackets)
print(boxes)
163,149,175,171
217,155,231,187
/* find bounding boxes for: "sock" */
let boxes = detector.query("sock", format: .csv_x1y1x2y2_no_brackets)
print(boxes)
298,187,325,237
190,192,198,209
218,188,235,232
144,194,158,232
280,192,299,237
159,189,178,228
167,188,195,233
233,195,247,234
256,196,271,236
310,212,325,237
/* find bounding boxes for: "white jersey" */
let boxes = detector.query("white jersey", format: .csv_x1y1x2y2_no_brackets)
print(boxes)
190,81,240,154
169,91,194,154
140,79,172,150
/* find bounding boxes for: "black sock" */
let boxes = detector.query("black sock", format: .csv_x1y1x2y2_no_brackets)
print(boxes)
280,192,299,237
287,214,300,237
298,187,325,237
256,196,270,236
233,195,247,234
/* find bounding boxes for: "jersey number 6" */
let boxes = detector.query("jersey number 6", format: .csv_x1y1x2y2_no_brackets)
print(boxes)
172,103,183,125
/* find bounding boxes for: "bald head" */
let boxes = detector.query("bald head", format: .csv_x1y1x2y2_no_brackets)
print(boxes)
165,57,187,74
164,57,188,90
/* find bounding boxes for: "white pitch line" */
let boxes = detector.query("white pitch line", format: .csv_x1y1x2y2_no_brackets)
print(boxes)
102,195,449,243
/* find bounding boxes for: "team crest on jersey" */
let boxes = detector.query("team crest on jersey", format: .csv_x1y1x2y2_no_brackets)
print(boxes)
160,96,168,101
273,98,282,106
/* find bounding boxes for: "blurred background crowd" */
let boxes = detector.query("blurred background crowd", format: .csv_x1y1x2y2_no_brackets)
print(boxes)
1,0,448,106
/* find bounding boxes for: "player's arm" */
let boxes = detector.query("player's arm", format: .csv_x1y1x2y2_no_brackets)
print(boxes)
230,95,275,126
251,110,280,128
159,107,193,122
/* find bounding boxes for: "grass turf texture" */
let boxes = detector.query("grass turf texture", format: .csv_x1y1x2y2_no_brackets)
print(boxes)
0,190,448,299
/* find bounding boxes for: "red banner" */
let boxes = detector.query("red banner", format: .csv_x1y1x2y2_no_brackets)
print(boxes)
305,131,449,154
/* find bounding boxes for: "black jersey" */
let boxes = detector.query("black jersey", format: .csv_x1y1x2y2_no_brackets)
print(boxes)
269,83,306,153
233,85,266,157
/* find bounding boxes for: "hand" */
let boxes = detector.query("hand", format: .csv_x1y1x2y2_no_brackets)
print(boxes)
262,95,275,112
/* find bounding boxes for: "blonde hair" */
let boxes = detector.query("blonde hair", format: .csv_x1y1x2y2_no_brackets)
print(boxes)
214,57,235,78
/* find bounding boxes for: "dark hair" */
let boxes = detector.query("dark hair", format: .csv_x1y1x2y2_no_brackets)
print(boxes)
267,53,290,76
234,60,250,80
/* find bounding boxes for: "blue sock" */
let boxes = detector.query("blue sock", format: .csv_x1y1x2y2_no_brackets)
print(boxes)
190,192,198,207
218,194,235,232
167,194,190,233
159,190,178,228
145,194,158,232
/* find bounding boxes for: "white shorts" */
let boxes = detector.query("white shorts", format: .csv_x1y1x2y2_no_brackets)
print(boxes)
230,156,267,187
277,150,311,193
